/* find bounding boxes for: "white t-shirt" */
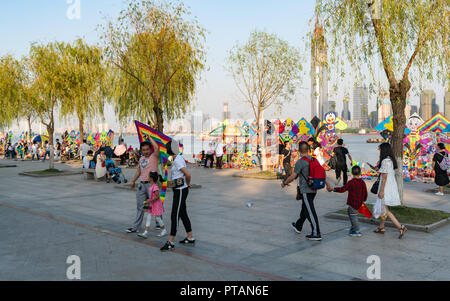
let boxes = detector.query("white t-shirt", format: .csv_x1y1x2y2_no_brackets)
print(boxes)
83,156,89,169
314,147,326,166
32,145,37,154
171,155,188,190
215,143,224,156
80,143,90,157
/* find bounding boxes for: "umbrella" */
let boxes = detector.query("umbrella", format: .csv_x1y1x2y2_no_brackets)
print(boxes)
32,135,49,143
209,124,248,137
32,135,42,143
114,144,127,156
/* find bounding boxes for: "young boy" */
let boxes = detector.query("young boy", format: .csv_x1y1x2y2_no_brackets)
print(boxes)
84,150,94,169
328,166,367,237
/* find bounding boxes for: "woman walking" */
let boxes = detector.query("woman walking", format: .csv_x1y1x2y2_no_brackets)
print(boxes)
161,140,195,251
432,143,449,196
373,143,407,239
312,142,326,166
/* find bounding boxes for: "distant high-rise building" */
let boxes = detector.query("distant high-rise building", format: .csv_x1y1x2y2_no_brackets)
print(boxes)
377,89,391,124
191,111,203,134
369,111,378,129
432,98,439,116
353,86,369,128
310,17,328,120
327,101,336,113
223,102,231,121
341,96,351,120
419,89,435,121
405,104,412,120
445,90,450,119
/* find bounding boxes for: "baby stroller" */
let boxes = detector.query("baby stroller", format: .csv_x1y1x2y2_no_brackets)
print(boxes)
105,159,128,184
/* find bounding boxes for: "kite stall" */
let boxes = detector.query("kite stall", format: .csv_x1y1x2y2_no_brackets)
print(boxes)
375,113,450,183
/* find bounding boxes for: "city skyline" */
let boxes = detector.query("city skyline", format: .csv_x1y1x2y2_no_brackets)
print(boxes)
0,0,447,132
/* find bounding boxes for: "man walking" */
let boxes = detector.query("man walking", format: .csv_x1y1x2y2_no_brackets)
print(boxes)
282,141,328,241
126,137,160,234
332,139,353,186
55,139,61,161
42,141,51,161
79,139,90,161
215,140,224,169
31,142,38,161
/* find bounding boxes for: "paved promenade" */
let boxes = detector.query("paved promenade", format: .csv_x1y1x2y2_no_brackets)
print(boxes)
0,159,449,281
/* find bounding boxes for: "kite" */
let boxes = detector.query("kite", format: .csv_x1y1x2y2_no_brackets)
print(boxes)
297,118,316,136
418,113,450,133
323,112,339,133
135,121,173,202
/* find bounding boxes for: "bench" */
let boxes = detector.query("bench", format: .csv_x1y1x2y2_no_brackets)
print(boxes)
83,169,105,182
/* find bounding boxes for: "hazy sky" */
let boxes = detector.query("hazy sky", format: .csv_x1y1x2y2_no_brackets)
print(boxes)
0,0,446,130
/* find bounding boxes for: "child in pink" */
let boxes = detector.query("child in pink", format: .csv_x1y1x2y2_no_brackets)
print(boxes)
138,172,167,238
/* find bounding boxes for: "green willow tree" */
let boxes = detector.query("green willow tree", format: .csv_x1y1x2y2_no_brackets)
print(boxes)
29,42,69,169
0,55,22,128
226,30,303,170
316,0,449,200
18,59,40,139
60,39,106,140
101,0,206,133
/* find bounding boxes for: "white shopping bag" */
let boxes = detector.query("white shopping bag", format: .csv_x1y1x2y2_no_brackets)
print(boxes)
372,198,386,219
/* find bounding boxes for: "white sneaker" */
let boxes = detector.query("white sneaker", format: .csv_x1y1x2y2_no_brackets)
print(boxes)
435,192,444,196
157,229,167,237
138,232,148,239
335,177,341,186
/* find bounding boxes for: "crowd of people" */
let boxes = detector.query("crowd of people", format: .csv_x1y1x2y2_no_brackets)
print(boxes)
126,137,194,251
280,138,449,241
2,130,448,251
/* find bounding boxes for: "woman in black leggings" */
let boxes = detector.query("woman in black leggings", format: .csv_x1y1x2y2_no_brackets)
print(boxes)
161,140,195,251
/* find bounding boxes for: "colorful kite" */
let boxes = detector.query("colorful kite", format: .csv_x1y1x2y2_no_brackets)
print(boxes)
297,118,316,136
135,121,173,202
323,112,339,133
418,113,450,133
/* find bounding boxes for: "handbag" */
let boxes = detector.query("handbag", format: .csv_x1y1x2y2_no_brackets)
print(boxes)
370,176,380,194
328,155,337,170
170,177,185,189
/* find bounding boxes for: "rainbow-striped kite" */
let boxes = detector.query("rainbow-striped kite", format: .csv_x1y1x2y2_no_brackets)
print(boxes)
418,113,450,133
135,121,173,202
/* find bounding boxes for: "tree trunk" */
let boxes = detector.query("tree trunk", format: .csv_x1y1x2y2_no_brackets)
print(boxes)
47,125,55,170
260,109,267,171
78,114,84,145
389,80,410,204
255,107,262,170
153,103,164,133
27,116,32,142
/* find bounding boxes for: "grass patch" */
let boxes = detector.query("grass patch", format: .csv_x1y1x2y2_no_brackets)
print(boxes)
27,169,63,175
336,204,450,226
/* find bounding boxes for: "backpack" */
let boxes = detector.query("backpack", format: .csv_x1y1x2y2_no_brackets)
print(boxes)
328,155,337,170
300,157,326,190
437,153,450,172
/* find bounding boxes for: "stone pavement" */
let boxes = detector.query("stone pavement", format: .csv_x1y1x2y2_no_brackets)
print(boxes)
0,159,449,281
